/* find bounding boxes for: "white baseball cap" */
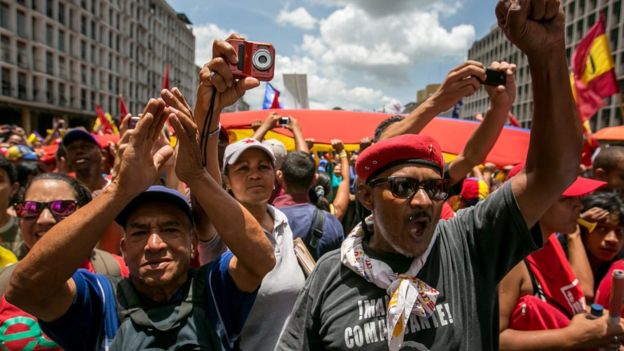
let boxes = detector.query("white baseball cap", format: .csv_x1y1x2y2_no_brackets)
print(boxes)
223,138,276,170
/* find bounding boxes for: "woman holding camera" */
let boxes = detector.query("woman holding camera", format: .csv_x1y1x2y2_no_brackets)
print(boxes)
167,34,305,351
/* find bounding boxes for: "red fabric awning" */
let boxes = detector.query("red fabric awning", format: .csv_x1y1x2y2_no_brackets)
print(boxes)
594,125,624,141
221,109,530,166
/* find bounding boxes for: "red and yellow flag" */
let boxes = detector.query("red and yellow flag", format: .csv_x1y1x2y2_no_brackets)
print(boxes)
571,16,619,121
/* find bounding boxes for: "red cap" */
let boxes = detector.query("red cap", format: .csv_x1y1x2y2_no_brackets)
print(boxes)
561,177,606,197
355,134,444,183
460,178,479,200
507,163,606,197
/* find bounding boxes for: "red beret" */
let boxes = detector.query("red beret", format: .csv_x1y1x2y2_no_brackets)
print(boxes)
355,134,444,183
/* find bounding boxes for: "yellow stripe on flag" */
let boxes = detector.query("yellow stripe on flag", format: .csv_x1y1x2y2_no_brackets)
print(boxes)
581,34,616,84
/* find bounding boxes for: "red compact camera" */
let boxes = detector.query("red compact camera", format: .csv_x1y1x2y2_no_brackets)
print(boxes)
227,39,275,81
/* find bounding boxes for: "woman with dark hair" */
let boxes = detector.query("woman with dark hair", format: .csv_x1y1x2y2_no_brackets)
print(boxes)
0,173,127,350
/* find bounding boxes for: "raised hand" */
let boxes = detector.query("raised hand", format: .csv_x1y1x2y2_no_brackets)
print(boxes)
112,99,173,194
195,33,261,130
161,88,207,184
331,139,345,154
430,61,487,113
485,61,517,111
496,0,565,60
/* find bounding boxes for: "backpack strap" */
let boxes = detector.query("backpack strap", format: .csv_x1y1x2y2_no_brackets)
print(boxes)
0,264,16,296
307,208,326,258
90,249,121,277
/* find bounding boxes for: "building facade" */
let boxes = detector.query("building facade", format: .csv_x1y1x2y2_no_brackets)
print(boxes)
463,0,624,130
0,0,195,132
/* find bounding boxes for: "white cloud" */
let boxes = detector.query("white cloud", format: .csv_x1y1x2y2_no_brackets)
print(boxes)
193,24,242,66
300,5,474,83
190,2,475,111
277,7,318,30
244,55,391,110
312,0,444,17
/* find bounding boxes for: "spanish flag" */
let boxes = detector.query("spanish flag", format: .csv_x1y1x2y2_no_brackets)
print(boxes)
571,16,619,121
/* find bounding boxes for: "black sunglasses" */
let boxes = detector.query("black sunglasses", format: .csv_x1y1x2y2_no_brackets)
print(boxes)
368,177,450,201
14,200,78,219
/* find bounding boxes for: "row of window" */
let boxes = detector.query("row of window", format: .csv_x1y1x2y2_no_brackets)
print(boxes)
0,3,195,62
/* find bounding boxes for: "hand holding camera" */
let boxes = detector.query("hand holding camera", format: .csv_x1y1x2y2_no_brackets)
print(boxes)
226,39,275,81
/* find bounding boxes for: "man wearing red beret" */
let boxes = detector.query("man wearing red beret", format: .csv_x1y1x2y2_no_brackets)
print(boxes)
276,1,609,350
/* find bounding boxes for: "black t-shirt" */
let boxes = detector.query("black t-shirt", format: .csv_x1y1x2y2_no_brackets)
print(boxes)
276,182,542,351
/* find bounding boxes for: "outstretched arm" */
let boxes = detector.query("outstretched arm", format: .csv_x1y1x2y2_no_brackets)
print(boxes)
165,89,275,293
498,0,583,227
252,112,280,142
379,61,486,141
6,99,173,322
447,62,516,185
330,139,350,220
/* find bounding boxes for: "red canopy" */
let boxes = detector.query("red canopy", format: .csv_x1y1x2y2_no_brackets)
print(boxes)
221,109,530,166
594,125,624,141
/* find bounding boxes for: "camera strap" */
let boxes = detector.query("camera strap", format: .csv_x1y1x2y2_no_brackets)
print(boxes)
199,89,217,167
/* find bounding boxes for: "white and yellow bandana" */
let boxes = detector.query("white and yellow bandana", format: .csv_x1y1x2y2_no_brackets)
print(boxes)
341,217,439,351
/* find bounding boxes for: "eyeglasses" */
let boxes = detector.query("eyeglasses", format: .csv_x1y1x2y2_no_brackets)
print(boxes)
14,200,78,219
368,177,450,201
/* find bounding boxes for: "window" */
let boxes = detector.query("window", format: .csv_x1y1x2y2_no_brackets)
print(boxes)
1,35,10,62
0,3,8,29
46,24,54,47
46,79,54,103
59,82,66,106
614,0,622,23
80,40,86,59
58,29,64,51
17,41,28,68
81,15,86,35
80,88,86,109
46,51,54,74
17,11,27,37
58,2,64,24
81,64,86,84
59,56,66,78
47,0,54,17
610,28,619,51
1,68,11,96
18,72,27,99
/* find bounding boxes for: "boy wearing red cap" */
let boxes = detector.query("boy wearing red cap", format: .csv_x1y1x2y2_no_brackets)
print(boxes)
276,1,624,350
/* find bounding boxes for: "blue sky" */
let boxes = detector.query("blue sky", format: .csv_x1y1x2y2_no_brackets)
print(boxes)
167,0,499,111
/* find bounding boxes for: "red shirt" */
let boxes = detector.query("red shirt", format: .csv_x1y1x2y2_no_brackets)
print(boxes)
594,259,624,315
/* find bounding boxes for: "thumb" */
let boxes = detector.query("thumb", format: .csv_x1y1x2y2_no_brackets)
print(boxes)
235,77,260,97
153,145,174,170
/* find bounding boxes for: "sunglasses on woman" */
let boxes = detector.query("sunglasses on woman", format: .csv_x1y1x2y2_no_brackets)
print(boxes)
368,177,450,201
14,200,78,220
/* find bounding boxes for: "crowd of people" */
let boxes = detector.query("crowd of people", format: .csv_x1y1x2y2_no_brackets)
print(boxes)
1,0,624,350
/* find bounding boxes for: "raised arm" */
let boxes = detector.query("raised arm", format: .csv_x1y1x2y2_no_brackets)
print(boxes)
498,0,583,227
191,34,260,245
6,99,173,321
379,61,486,141
252,112,280,142
330,139,350,220
165,90,275,293
284,116,310,154
447,62,516,185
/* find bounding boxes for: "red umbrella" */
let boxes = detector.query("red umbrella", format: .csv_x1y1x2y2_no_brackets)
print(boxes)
221,109,530,166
